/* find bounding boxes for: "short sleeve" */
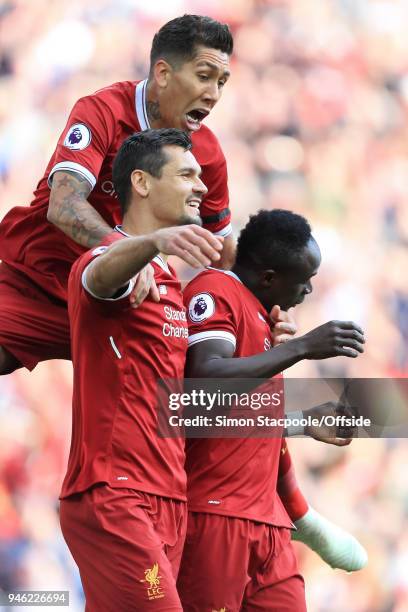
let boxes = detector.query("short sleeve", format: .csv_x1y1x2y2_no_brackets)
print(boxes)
183,275,239,351
69,239,135,313
48,94,115,190
81,257,136,302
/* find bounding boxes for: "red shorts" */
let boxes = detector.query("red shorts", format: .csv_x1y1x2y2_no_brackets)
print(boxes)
60,485,187,612
0,263,70,369
177,512,306,612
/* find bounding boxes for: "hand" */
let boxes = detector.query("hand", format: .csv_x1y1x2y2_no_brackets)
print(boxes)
270,305,297,346
129,264,160,308
211,232,236,270
303,402,357,446
152,225,224,268
297,321,365,359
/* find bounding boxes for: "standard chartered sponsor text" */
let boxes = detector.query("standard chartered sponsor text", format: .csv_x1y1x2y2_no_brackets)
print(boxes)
162,306,188,338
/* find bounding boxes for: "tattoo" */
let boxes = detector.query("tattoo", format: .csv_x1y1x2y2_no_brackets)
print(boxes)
55,170,90,190
50,170,112,247
146,101,162,123
53,171,91,195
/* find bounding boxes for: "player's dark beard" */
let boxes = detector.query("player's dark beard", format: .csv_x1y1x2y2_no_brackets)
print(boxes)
177,214,203,227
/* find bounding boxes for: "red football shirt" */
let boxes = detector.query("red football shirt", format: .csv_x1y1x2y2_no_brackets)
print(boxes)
183,268,292,528
0,79,231,302
60,230,188,500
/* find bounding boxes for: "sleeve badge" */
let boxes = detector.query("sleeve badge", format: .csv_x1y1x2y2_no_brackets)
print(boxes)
63,123,92,150
188,292,215,323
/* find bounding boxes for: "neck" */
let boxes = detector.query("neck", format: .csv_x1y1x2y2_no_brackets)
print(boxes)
231,264,255,293
145,79,166,129
121,206,169,260
232,264,268,310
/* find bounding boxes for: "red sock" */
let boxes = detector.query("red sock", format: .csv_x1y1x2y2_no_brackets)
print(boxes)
277,439,309,522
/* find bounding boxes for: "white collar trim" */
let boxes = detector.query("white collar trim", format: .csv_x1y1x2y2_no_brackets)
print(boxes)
207,266,242,284
114,226,170,274
135,79,150,130
115,225,131,237
152,255,170,274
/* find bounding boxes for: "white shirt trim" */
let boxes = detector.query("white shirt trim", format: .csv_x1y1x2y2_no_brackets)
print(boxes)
207,267,242,284
109,336,122,359
81,263,136,301
48,161,96,189
115,225,131,237
115,226,171,275
152,255,171,275
213,222,232,238
135,79,150,130
188,330,236,349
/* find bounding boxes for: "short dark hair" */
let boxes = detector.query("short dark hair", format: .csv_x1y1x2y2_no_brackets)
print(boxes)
150,14,233,70
112,128,192,215
236,209,313,270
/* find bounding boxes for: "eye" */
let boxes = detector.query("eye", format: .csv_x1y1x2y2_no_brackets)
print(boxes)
198,74,209,81
218,80,226,88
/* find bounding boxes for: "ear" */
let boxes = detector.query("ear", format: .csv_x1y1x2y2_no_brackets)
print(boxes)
152,59,173,89
130,169,150,198
260,269,277,288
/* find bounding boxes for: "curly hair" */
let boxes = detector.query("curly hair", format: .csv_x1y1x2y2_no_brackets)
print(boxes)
236,209,313,270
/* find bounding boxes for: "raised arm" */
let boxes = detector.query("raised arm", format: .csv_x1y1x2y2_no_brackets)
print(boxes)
186,325,364,444
48,170,113,248
85,225,224,298
186,321,365,379
186,336,303,379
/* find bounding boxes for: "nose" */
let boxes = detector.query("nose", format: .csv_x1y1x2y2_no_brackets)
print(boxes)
304,280,313,295
202,82,220,106
194,176,208,196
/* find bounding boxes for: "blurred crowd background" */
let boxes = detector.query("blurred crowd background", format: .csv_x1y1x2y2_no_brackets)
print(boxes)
0,0,407,610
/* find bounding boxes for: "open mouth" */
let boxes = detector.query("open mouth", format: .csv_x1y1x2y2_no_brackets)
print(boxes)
186,199,201,214
185,109,209,130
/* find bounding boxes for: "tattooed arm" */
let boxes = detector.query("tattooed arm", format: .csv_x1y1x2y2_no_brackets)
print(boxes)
47,170,113,248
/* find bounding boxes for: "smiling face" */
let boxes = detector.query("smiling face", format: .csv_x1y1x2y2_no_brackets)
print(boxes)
258,238,322,312
145,144,208,227
151,45,230,133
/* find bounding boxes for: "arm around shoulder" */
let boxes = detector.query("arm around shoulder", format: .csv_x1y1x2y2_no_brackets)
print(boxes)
48,170,113,247
84,235,159,299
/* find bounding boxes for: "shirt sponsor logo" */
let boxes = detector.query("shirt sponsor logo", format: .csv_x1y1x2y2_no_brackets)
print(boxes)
140,563,164,600
101,180,116,196
264,337,272,351
63,123,92,150
159,285,167,295
188,293,215,323
162,306,188,339
208,499,221,505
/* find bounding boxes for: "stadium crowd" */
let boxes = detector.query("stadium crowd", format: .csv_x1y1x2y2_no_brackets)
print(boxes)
0,0,407,610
